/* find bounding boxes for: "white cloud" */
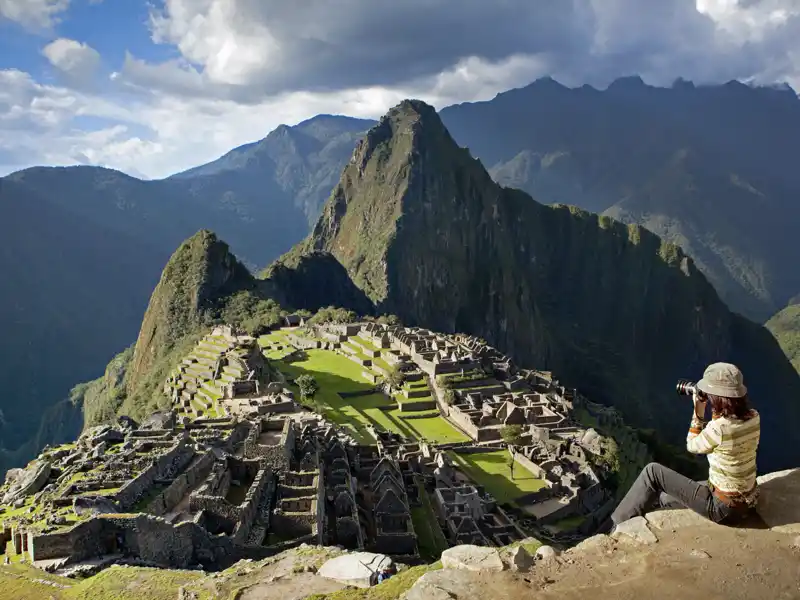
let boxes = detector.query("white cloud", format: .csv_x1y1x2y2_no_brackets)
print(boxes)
0,0,69,30
2,0,800,180
42,38,101,86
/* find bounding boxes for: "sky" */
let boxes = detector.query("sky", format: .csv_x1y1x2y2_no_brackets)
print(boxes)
0,0,799,179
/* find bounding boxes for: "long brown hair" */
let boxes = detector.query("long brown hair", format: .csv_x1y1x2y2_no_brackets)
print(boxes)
706,393,754,420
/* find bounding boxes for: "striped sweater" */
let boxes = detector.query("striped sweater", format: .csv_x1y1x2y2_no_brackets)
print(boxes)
686,410,760,495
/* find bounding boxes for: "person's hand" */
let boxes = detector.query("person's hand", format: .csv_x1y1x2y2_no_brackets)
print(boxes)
692,389,707,420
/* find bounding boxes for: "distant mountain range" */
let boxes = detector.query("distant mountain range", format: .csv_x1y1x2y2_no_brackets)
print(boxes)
3,77,800,473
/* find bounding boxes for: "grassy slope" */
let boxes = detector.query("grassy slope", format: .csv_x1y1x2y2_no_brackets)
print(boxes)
261,331,468,444
0,564,207,600
448,451,547,503
766,304,800,373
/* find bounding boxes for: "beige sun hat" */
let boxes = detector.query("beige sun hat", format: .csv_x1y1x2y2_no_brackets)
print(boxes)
697,362,747,398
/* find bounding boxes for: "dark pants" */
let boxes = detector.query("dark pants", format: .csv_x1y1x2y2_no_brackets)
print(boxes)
611,462,732,525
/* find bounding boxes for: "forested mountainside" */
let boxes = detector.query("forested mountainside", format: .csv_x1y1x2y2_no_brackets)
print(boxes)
767,302,800,374
280,99,800,472
438,77,800,321
0,178,158,474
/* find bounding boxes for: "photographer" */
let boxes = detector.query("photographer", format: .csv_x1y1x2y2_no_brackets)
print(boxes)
601,362,760,533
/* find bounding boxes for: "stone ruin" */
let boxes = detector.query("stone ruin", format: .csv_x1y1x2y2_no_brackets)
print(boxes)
164,327,296,420
0,322,620,575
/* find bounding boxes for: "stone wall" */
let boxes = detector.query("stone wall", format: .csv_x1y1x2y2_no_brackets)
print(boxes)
232,467,273,544
375,532,417,555
30,513,234,568
115,442,195,510
242,419,293,473
270,512,317,538
446,407,480,440
512,452,548,480
149,450,216,516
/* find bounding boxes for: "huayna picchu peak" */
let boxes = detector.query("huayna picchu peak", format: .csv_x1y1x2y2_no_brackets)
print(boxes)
285,99,800,473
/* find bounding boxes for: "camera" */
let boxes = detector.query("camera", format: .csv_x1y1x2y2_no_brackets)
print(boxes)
676,379,697,396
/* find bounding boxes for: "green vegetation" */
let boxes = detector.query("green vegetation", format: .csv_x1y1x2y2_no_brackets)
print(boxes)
551,515,586,530
385,366,405,390
0,563,208,600
412,484,449,560
435,370,486,389
441,388,455,405
71,347,133,428
307,306,358,325
500,424,524,447
767,303,800,374
219,291,285,335
257,330,468,445
295,374,320,401
448,451,546,502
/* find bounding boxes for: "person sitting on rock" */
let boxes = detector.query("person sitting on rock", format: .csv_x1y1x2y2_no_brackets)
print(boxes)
602,362,760,532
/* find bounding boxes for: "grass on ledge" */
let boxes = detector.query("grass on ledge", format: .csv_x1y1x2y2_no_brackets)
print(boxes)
448,450,547,503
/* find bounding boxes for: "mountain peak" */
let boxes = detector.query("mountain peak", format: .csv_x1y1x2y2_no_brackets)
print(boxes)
127,230,253,393
349,98,459,178
607,75,648,91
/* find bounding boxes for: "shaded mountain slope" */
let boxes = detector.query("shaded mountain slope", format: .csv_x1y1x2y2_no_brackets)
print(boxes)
172,114,375,225
439,77,800,320
6,164,308,270
0,178,160,473
290,99,800,472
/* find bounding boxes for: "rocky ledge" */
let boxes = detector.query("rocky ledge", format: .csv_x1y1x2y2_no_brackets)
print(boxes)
402,468,800,600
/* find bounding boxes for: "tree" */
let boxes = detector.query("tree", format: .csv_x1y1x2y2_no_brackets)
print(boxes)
386,365,405,390
442,389,456,406
295,374,319,402
377,314,402,326
500,424,524,480
435,375,453,390
500,424,524,446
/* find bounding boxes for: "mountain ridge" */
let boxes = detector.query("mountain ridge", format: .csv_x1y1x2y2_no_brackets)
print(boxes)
438,77,800,320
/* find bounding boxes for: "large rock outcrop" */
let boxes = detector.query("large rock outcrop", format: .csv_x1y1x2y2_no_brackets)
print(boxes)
283,99,800,472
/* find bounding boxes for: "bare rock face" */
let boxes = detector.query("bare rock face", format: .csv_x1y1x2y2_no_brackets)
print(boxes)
141,411,177,431
73,495,120,517
535,545,558,562
441,545,505,572
317,552,393,588
403,569,478,600
645,509,707,531
4,468,23,486
504,546,533,571
611,516,658,545
2,460,51,504
755,468,800,534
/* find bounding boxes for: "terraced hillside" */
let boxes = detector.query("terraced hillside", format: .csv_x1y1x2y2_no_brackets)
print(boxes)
258,327,469,446
165,333,237,419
